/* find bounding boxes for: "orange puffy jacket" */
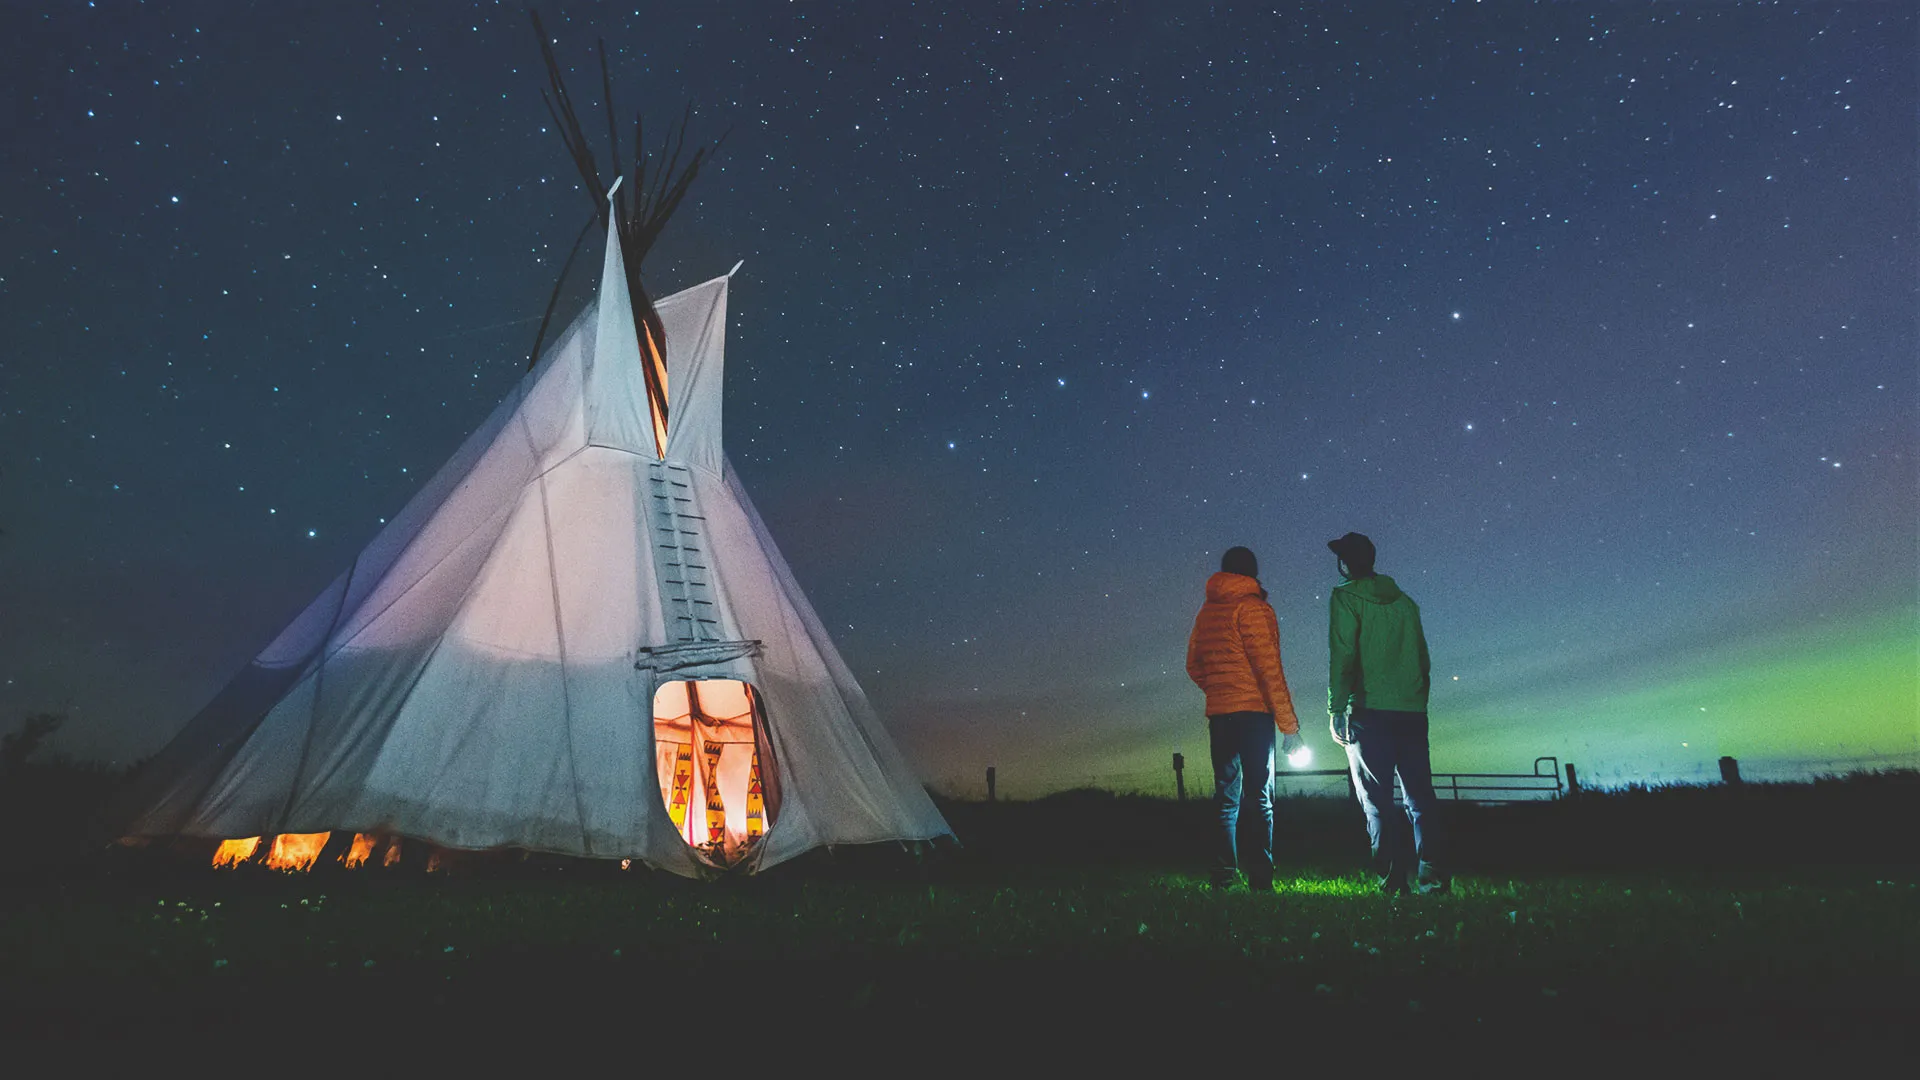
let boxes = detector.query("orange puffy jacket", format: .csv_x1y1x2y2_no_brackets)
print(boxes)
1185,572,1301,734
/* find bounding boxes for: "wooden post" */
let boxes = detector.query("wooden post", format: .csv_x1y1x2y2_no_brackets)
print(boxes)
986,766,997,802
1719,756,1741,785
1564,762,1580,797
1172,753,1186,802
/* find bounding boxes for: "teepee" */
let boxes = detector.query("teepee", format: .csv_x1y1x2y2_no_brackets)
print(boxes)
117,208,951,874
114,32,950,873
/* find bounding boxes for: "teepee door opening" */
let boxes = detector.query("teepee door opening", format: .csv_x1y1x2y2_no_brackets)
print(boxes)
652,679,779,866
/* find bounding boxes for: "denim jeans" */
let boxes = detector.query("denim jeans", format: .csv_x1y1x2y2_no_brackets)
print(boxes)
1208,711,1275,887
1343,707,1444,891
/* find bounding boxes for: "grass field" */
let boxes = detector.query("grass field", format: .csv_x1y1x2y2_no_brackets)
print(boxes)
1,769,1915,1055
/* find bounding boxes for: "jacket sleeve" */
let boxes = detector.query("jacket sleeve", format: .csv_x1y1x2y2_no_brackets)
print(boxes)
1239,602,1300,735
1185,618,1205,688
1328,591,1360,715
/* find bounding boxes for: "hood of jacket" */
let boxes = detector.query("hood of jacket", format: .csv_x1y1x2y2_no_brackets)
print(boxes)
1336,573,1405,605
1204,571,1267,604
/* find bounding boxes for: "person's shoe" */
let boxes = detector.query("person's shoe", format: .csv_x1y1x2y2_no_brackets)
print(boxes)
1211,872,1242,892
1246,878,1275,894
1415,862,1450,895
1377,877,1409,896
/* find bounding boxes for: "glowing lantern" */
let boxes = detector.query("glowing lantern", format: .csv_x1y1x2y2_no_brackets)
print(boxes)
1286,745,1314,769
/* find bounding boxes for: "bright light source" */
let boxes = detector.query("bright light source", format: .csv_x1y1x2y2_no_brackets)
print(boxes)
1286,745,1313,768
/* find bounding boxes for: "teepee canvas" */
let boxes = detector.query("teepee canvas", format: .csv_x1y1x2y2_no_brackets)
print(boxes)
116,203,953,875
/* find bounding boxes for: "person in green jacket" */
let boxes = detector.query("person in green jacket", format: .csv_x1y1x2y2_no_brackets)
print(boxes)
1326,532,1447,894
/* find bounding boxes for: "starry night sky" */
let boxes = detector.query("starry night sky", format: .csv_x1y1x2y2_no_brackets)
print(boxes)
4,1,1915,795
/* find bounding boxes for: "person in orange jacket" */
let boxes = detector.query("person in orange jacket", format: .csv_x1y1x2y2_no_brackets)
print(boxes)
1186,546,1304,891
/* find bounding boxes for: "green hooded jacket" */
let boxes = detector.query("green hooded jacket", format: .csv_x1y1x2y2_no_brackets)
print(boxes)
1327,573,1431,715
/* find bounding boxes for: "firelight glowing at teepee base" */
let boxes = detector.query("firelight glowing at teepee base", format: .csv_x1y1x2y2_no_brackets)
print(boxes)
264,833,331,872
210,837,260,869
342,833,379,869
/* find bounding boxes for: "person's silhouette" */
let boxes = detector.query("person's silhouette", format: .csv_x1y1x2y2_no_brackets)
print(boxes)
1327,532,1447,894
1186,546,1304,891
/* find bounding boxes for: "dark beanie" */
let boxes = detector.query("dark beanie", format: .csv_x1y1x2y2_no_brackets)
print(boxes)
1220,546,1258,578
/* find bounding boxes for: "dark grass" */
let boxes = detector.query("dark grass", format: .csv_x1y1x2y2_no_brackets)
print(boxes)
1,765,1916,1054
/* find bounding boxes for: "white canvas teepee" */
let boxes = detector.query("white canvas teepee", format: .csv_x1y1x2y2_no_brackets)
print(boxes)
118,204,952,875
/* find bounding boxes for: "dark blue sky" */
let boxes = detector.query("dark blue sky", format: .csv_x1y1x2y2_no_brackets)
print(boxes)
4,1,1914,794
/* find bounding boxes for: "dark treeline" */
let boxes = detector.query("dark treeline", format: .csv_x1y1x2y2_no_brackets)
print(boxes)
0,715,132,882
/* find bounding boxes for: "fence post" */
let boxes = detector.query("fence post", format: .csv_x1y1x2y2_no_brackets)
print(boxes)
1564,763,1580,797
986,766,997,802
1172,753,1186,801
1719,756,1742,785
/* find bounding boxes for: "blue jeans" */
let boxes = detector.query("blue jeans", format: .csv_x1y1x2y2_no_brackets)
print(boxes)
1208,712,1275,887
1343,708,1444,891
